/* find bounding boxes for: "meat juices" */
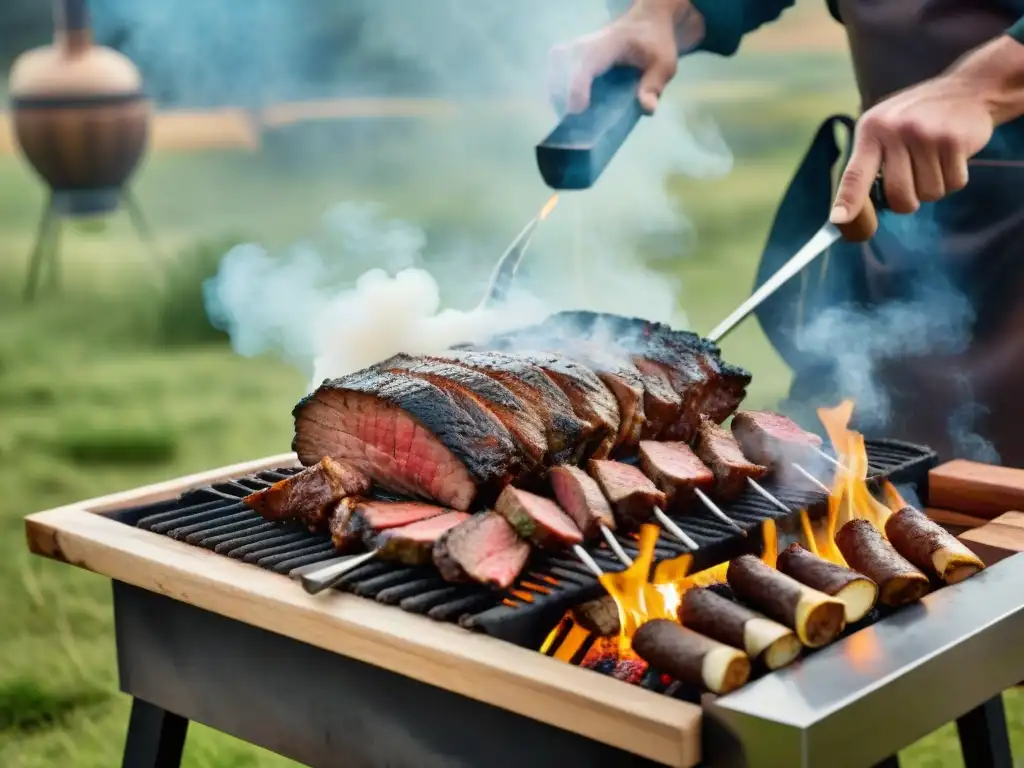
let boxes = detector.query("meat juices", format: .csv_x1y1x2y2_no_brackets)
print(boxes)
372,511,471,566
695,416,768,500
835,519,930,607
776,543,878,623
884,506,985,585
632,619,750,695
549,465,616,537
243,457,371,531
638,440,714,511
731,410,823,468
328,499,447,551
588,459,667,528
433,511,531,590
494,486,583,548
727,555,846,648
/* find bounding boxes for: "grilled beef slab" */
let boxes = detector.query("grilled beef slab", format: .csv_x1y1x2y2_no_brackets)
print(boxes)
433,511,531,589
638,440,714,511
549,465,616,537
292,369,519,511
243,457,370,531
695,416,768,500
588,459,667,528
731,410,824,468
373,511,471,565
329,499,447,551
380,353,548,471
494,486,583,548
428,350,588,465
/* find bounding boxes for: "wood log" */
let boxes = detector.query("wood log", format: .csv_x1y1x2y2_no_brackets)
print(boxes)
633,620,750,695
835,520,929,607
776,543,878,622
885,507,985,584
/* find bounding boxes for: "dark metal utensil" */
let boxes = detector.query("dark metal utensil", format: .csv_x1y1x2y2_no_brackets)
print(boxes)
478,194,559,309
536,66,644,190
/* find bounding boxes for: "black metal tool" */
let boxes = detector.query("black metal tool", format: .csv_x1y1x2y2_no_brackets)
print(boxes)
536,66,644,190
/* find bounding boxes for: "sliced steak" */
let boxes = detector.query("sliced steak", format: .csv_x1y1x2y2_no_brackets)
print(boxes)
292,370,518,511
373,511,471,565
380,353,548,470
511,351,620,459
494,486,583,548
588,459,667,529
329,499,447,551
433,511,531,589
632,359,684,438
731,410,824,468
549,465,616,537
429,350,588,464
638,440,714,511
695,416,768,500
243,457,370,531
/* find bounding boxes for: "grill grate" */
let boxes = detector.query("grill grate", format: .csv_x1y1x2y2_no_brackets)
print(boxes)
113,439,938,648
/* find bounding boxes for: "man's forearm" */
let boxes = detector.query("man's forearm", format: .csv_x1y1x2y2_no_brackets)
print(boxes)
949,31,1024,125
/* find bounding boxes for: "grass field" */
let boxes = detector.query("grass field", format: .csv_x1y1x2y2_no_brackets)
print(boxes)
1,40,1022,767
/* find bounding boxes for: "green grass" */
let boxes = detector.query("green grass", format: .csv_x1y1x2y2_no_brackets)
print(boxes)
1,53,1022,766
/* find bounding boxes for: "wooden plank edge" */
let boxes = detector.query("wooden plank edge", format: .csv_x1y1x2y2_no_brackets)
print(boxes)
928,460,1024,520
924,508,988,532
24,506,700,767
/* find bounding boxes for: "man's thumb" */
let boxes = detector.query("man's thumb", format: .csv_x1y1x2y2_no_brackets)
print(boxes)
637,58,676,114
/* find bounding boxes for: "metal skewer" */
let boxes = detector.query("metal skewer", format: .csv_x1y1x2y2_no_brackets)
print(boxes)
651,507,701,551
573,545,605,577
298,548,379,595
791,462,833,494
600,524,634,566
693,488,747,535
746,478,791,514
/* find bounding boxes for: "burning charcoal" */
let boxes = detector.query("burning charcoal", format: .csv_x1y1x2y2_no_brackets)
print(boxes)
433,511,530,589
835,520,931,607
884,507,985,585
726,555,846,648
494,486,583,548
731,411,824,469
695,417,768,500
328,500,449,552
776,543,879,623
372,511,471,566
243,457,371,531
632,620,750,695
549,465,615,537
638,440,714,511
587,459,667,528
572,596,620,637
679,587,801,671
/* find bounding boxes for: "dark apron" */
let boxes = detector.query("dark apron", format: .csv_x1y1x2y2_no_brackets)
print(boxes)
755,0,1024,466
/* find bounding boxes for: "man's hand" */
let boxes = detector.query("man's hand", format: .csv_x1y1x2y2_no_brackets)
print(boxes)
548,0,705,115
832,34,1024,226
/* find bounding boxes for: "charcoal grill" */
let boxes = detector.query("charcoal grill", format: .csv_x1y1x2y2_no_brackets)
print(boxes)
107,438,936,649
24,448,1024,768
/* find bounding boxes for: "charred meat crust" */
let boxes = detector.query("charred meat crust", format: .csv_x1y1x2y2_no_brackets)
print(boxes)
293,370,519,509
835,519,931,607
884,507,985,584
380,354,549,470
588,459,667,529
549,464,616,537
638,440,714,511
243,457,370,531
429,350,589,464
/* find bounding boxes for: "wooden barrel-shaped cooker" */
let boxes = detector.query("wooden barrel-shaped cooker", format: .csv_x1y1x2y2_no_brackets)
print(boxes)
8,0,150,215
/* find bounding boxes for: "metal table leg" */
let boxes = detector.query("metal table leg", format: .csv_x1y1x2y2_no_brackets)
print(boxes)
122,697,189,768
872,757,900,768
956,694,1012,768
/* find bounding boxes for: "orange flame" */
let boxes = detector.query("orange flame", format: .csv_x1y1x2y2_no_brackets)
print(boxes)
539,194,559,220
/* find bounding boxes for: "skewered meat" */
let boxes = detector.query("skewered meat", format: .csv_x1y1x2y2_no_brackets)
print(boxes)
243,458,370,531
731,410,824,468
695,416,768,500
494,486,583,548
380,354,548,472
588,459,667,528
549,465,616,536
293,369,519,511
433,511,531,589
427,350,588,464
638,440,714,511
329,499,448,551
372,511,471,565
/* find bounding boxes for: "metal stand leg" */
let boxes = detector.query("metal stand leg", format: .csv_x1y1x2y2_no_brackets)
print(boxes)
122,189,165,264
23,199,59,302
122,697,188,768
872,756,900,768
956,694,1012,768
